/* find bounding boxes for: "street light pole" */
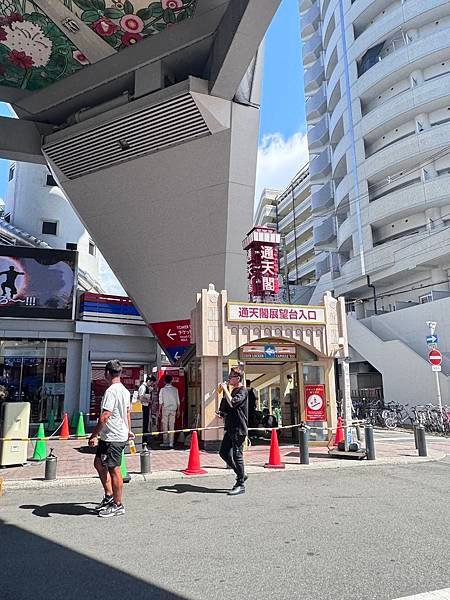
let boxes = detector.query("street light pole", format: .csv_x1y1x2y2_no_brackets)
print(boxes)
426,321,443,416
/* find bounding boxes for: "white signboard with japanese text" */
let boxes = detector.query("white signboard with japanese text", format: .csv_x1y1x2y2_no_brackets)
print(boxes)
227,302,325,325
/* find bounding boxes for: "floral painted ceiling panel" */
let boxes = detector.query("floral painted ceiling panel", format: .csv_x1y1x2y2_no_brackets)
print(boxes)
0,0,198,91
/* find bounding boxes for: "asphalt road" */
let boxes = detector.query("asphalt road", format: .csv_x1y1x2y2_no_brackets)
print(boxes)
1,459,450,600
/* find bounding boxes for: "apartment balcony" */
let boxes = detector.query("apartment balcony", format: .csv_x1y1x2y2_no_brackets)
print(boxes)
306,85,327,121
278,196,311,231
284,216,314,246
284,257,316,282
315,254,330,279
309,148,331,183
313,215,337,249
307,116,329,153
311,181,333,214
277,174,311,216
316,252,340,279
301,3,320,39
302,29,322,67
299,0,316,16
304,60,325,95
289,238,315,263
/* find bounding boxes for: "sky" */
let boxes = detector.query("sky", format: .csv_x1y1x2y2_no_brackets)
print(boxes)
0,0,305,291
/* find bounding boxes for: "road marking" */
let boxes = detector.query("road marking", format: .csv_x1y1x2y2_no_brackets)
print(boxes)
374,436,415,442
392,588,450,599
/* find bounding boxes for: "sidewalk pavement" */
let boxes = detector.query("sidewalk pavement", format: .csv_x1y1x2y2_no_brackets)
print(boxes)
1,432,449,490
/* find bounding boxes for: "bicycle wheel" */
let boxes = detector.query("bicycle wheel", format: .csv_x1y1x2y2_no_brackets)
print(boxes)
385,417,397,429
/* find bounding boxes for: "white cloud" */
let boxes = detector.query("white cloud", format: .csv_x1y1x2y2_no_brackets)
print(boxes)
98,255,126,296
254,131,309,209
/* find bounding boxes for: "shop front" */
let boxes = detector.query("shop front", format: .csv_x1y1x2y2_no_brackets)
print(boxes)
0,338,68,423
189,284,349,448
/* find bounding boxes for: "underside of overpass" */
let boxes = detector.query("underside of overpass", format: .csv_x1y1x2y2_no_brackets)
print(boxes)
0,0,281,322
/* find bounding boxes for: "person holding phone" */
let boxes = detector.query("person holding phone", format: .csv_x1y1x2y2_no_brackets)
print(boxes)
218,366,248,496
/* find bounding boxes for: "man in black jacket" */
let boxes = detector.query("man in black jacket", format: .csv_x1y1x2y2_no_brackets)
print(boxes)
218,366,248,496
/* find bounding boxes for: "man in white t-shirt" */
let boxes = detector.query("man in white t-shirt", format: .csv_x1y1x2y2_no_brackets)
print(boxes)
89,360,134,518
159,374,180,448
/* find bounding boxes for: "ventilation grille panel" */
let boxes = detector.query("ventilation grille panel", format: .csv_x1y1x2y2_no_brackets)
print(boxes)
43,93,210,180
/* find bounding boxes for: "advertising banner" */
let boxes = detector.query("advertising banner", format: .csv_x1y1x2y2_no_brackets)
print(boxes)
0,246,77,319
304,384,327,421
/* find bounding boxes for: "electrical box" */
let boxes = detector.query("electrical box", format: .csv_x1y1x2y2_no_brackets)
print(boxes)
0,402,30,467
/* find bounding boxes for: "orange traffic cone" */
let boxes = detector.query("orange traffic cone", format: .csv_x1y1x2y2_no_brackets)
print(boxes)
264,429,285,469
60,413,70,439
182,431,207,475
334,417,345,446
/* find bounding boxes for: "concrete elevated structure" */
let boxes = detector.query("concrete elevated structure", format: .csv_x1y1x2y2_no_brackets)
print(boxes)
0,0,281,322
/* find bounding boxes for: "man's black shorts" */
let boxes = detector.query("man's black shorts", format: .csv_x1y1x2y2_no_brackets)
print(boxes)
96,440,127,468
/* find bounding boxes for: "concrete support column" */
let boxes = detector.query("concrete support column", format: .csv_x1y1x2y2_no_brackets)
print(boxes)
64,339,82,416
79,333,91,417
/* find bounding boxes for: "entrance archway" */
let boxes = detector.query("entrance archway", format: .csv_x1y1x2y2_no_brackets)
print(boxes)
189,284,349,448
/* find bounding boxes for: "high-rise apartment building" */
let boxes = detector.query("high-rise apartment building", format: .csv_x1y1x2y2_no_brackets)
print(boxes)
255,165,316,303
301,0,450,315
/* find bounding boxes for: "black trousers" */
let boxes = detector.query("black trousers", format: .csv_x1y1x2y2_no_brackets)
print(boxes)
219,431,246,485
142,405,151,443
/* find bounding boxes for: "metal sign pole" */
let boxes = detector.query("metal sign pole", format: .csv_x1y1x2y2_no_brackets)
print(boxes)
340,358,352,452
426,321,443,416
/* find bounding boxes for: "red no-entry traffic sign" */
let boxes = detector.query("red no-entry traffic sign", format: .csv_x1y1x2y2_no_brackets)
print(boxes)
428,348,442,366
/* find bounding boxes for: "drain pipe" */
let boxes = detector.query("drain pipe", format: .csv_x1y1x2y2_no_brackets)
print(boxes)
367,275,378,315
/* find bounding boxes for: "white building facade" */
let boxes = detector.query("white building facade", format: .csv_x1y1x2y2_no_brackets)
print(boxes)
301,0,450,312
6,162,100,282
299,0,450,406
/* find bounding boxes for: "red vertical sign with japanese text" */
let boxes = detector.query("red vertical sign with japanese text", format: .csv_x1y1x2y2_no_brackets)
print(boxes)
304,384,327,421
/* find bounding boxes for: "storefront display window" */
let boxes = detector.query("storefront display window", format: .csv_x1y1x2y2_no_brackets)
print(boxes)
0,339,67,422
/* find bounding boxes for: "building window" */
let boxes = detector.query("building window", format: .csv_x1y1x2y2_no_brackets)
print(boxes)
88,240,96,256
46,173,57,186
8,165,15,181
42,221,58,235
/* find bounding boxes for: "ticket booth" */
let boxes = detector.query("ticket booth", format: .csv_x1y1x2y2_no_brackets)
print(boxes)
189,284,349,449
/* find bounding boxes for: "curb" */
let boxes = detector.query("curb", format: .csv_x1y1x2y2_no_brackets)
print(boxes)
2,451,446,491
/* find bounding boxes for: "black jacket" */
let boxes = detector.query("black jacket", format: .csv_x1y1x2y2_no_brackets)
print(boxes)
219,386,248,436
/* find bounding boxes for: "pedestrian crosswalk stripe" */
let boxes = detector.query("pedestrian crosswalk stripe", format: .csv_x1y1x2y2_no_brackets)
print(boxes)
392,588,450,599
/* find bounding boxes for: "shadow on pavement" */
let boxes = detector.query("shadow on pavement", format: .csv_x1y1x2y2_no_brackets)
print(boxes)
20,502,97,517
157,483,229,494
0,517,188,600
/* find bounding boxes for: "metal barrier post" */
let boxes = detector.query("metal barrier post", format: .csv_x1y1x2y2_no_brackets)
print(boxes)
299,424,309,465
140,442,151,474
416,424,427,457
364,423,376,460
44,448,57,480
413,422,418,449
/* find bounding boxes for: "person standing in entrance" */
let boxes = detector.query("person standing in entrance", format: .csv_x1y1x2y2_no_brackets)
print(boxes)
159,374,179,448
138,377,151,443
89,360,134,517
246,379,257,438
218,366,248,496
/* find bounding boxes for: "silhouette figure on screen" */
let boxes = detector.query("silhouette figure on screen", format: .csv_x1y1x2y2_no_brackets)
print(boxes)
0,266,24,299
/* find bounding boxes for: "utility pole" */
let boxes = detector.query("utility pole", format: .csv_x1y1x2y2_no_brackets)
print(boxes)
282,235,291,304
